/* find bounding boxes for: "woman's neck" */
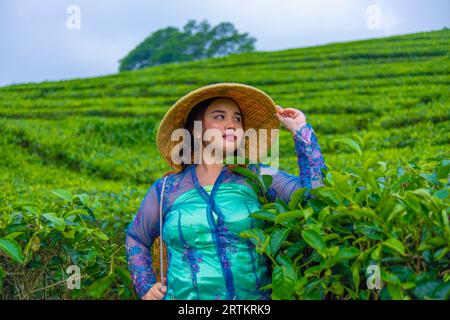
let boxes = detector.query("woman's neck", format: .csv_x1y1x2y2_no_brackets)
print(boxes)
195,161,225,187
196,162,224,175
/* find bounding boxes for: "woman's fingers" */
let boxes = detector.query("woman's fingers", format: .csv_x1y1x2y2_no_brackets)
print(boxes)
274,105,307,134
142,291,157,300
151,285,165,299
276,108,287,118
142,282,167,300
283,108,299,116
276,106,300,117
277,109,297,119
276,105,286,116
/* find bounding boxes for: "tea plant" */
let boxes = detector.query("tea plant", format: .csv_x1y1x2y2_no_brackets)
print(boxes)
0,190,133,299
236,138,449,300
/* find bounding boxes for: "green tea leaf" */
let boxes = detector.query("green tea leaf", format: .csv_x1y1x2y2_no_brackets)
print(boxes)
351,262,361,289
63,229,76,239
51,189,73,202
0,238,25,263
301,229,326,254
381,268,401,285
371,244,382,261
432,281,450,299
272,255,296,300
383,238,406,256
94,231,110,241
274,209,305,224
249,210,276,222
262,175,273,190
331,138,362,156
413,280,442,299
86,275,114,298
436,160,450,179
288,188,307,210
387,283,404,299
42,213,66,232
333,247,361,263
239,228,265,247
269,228,289,256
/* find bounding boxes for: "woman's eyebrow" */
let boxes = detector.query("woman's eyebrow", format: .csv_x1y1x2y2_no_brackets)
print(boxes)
209,109,242,116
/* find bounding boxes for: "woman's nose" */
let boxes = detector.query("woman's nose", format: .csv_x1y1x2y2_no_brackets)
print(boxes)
225,120,235,130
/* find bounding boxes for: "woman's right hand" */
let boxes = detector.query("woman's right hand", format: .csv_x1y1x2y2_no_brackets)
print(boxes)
142,278,167,300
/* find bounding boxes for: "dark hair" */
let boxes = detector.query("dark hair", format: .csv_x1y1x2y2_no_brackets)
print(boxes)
173,96,247,173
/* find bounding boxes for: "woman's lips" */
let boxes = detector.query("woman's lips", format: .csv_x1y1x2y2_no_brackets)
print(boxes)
223,134,236,142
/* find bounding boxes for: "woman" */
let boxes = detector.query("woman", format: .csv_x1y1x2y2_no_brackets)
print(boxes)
125,83,327,300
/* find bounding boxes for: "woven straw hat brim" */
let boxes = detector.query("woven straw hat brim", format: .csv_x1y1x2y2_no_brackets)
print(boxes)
156,82,280,171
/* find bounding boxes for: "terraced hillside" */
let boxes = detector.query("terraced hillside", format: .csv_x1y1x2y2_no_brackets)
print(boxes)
0,29,448,299
1,29,449,200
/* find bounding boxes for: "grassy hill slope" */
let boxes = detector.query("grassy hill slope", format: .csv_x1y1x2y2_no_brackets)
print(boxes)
0,28,449,300
0,29,448,200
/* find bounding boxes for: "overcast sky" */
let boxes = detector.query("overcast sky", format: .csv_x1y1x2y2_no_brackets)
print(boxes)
0,0,448,87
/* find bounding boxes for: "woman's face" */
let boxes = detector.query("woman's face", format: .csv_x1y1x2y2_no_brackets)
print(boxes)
200,98,244,156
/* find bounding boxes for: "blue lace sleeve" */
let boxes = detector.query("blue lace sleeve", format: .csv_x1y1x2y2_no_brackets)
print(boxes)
257,123,327,204
125,178,162,298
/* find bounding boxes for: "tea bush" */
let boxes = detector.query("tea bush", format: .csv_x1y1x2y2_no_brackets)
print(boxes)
0,138,448,300
237,138,449,299
0,190,134,299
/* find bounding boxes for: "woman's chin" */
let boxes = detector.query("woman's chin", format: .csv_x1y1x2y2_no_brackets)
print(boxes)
203,140,240,160
209,144,235,159
223,140,239,150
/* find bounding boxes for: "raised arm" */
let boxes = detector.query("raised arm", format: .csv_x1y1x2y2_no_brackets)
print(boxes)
294,123,327,190
251,105,327,204
256,123,327,204
125,177,162,298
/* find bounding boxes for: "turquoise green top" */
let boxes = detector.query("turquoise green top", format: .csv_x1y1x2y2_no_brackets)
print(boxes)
162,182,270,300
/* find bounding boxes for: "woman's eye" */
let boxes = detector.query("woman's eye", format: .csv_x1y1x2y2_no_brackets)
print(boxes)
214,115,241,122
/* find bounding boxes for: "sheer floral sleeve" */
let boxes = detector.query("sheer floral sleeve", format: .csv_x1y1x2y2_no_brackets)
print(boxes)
125,178,163,298
255,123,327,204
